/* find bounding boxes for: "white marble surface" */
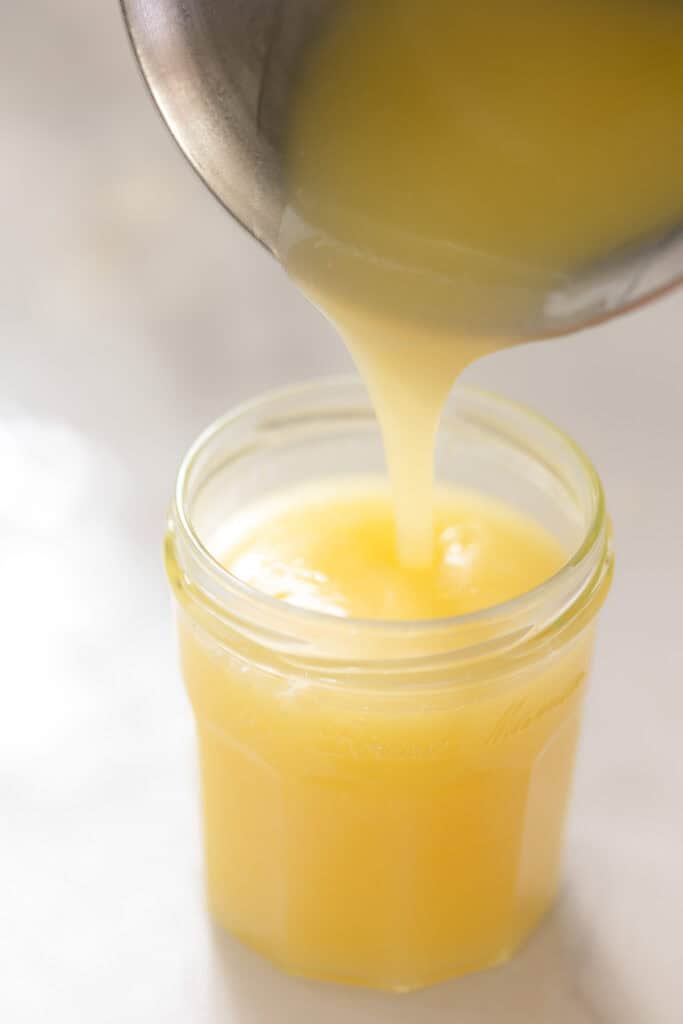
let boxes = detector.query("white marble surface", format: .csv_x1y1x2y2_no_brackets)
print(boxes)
2,2,682,1021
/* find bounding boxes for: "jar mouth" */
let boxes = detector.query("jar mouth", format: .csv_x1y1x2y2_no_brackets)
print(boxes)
168,376,611,662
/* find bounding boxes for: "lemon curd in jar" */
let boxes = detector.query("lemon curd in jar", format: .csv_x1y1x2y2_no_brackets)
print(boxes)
165,383,613,991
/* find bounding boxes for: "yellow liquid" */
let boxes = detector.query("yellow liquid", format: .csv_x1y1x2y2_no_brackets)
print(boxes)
281,0,683,564
169,0,670,990
178,481,596,989
216,480,565,620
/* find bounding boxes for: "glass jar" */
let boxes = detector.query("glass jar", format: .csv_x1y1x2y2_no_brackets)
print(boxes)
165,377,613,993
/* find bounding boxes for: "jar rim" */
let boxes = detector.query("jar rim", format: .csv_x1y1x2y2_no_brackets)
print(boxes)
168,376,611,658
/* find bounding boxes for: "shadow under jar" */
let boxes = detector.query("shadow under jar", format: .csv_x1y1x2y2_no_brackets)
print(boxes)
164,377,613,993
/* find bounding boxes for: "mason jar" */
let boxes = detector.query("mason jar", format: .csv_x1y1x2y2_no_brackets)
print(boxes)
164,377,613,992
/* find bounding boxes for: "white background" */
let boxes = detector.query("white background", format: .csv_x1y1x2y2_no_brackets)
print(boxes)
2,2,682,1021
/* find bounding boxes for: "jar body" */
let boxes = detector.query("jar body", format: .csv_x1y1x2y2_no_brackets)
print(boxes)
180,615,593,990
166,379,612,992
